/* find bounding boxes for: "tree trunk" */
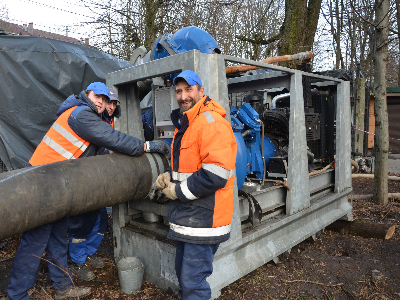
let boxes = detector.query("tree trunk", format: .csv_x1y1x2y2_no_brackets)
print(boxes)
355,78,366,153
278,0,322,68
334,0,343,69
326,220,396,240
396,0,400,86
373,0,389,205
143,0,158,51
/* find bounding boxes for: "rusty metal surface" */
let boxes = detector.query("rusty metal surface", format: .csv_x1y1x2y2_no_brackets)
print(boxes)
225,51,313,74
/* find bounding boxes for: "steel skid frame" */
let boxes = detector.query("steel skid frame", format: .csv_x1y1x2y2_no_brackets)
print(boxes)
106,50,352,298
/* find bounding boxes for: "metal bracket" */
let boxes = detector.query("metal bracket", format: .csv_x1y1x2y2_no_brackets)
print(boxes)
239,189,263,227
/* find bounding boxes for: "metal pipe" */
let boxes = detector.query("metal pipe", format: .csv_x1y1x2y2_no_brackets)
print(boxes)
307,150,315,162
242,130,250,137
271,93,290,108
260,120,266,187
0,153,169,240
225,51,313,74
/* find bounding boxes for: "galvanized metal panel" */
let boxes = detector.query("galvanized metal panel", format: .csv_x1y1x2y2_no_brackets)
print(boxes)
227,71,291,94
287,71,310,214
106,53,190,86
208,192,351,298
238,186,286,221
118,189,351,299
335,81,352,192
154,86,176,122
129,200,169,216
309,170,335,194
114,85,128,134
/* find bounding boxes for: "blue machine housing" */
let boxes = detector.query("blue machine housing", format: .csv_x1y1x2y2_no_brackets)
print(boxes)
152,26,220,80
231,104,276,189
153,26,220,60
142,26,222,143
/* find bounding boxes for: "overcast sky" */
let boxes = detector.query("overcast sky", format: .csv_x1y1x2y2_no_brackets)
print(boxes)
4,0,96,40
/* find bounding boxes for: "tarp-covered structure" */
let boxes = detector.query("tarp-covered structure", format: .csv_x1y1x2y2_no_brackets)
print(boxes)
0,36,132,171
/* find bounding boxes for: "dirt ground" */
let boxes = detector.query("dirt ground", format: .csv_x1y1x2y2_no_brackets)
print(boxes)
1,175,399,300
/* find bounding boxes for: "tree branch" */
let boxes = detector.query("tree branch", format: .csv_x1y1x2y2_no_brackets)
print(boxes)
235,33,280,45
282,279,343,287
349,0,397,34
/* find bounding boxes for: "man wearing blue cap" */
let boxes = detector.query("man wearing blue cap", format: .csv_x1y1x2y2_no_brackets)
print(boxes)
155,71,237,300
103,87,120,127
7,82,170,300
67,88,121,282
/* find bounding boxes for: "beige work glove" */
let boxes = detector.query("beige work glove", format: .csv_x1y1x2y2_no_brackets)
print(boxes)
155,172,171,190
162,183,178,200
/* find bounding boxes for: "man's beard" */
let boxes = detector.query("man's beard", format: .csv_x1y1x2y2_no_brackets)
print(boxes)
179,98,195,113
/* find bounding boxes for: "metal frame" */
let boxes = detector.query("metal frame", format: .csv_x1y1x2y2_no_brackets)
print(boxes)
106,50,352,298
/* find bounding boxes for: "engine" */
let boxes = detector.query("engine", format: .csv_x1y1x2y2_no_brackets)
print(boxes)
229,86,336,191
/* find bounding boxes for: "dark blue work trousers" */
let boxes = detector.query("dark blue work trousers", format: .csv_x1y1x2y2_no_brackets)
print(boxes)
69,210,105,264
7,217,73,300
175,241,219,300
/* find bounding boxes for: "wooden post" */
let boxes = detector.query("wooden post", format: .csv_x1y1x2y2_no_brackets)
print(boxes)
326,220,396,240
355,78,366,154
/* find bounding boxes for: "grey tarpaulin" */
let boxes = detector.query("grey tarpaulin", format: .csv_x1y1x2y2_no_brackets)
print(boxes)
0,35,132,171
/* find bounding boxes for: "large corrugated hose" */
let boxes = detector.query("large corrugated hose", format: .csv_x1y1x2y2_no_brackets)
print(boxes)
0,152,169,240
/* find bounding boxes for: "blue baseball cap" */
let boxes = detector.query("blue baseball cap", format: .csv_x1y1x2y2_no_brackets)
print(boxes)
173,70,203,87
86,82,110,101
108,88,120,102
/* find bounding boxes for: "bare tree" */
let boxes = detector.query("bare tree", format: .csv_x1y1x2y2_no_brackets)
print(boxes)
278,0,322,67
0,0,9,23
317,0,374,74
328,0,344,69
373,0,390,205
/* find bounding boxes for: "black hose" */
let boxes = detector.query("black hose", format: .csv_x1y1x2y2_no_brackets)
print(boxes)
0,153,169,240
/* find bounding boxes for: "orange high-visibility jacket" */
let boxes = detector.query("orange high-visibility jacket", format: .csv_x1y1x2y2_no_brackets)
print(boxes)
168,96,237,244
30,106,90,166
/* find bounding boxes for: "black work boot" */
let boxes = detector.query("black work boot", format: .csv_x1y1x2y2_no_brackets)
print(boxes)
86,255,105,268
54,286,91,299
69,263,95,281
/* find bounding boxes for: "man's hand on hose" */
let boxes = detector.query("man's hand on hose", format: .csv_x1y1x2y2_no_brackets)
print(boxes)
162,183,178,200
155,172,171,190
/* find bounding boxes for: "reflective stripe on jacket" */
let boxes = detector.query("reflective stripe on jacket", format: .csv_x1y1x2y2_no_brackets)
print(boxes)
30,106,90,166
168,96,237,244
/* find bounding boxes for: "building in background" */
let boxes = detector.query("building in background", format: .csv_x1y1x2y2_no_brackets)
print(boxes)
0,20,88,45
365,87,400,154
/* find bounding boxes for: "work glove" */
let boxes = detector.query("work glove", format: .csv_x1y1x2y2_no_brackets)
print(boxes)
156,172,171,190
148,182,169,203
146,140,171,156
162,183,178,200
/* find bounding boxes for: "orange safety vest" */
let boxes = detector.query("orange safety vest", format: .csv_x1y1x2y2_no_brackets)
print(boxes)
169,96,237,239
29,106,90,166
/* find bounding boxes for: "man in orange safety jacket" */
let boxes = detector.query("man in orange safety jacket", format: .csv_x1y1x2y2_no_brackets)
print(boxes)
155,70,237,300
